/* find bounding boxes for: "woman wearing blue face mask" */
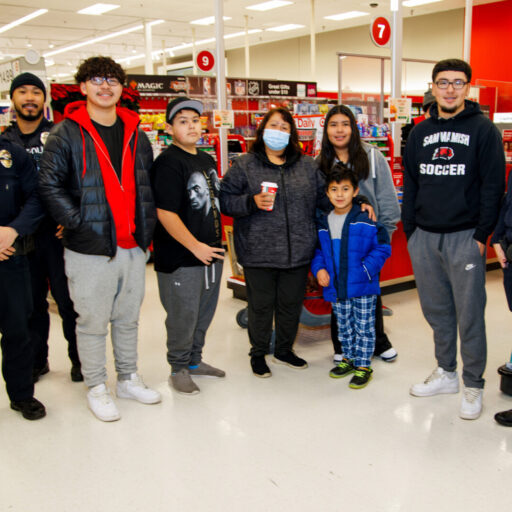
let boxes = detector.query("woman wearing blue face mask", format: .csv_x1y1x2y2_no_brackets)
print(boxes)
220,107,328,378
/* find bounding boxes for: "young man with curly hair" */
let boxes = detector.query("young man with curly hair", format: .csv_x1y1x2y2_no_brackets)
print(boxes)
39,56,161,421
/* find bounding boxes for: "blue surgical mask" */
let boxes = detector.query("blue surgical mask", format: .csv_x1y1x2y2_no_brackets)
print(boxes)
263,128,290,151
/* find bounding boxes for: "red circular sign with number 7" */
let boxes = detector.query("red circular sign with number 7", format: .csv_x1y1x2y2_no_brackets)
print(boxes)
370,17,391,47
197,50,215,72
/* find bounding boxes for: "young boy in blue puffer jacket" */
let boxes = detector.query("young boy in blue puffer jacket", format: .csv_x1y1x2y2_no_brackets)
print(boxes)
311,163,391,388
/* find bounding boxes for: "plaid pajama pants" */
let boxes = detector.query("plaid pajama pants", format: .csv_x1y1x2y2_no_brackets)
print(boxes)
331,295,377,368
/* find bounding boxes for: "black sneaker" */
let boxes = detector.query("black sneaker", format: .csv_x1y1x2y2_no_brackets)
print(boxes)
33,362,50,383
11,398,46,420
273,351,308,369
329,359,355,379
349,367,373,389
71,364,84,382
251,356,271,378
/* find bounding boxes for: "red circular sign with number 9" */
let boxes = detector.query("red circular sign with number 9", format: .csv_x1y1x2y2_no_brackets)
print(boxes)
197,50,215,72
370,17,391,47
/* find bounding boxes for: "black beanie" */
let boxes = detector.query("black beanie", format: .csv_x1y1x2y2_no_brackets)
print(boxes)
10,72,46,100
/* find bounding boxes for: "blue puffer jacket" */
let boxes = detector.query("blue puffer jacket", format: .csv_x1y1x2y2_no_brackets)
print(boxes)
311,206,391,301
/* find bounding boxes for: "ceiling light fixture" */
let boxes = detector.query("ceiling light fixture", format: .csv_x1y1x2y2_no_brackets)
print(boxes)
246,1,293,11
118,29,262,65
190,16,231,25
402,0,442,6
43,19,163,57
324,11,369,21
0,8,48,35
77,3,120,15
266,24,304,32
224,29,262,39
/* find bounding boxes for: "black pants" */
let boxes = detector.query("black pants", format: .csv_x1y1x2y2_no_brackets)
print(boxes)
28,233,79,369
244,265,309,357
0,255,35,401
331,294,390,354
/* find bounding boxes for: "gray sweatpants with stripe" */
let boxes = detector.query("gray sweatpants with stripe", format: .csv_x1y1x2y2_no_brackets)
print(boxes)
407,228,487,388
157,261,222,372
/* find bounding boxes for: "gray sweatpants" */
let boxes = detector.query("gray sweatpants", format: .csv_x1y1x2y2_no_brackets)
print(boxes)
407,228,487,388
64,247,146,387
157,261,222,372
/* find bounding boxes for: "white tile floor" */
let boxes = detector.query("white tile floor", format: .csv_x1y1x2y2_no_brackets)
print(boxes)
1,263,511,511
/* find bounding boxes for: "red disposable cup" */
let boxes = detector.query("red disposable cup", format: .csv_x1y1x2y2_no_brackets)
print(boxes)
261,181,278,211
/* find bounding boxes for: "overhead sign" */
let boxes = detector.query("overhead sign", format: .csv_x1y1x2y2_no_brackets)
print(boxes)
370,16,391,48
197,51,215,72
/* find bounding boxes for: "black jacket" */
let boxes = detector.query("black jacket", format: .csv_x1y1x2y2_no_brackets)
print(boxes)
38,111,156,257
0,135,44,239
402,100,505,243
220,151,327,268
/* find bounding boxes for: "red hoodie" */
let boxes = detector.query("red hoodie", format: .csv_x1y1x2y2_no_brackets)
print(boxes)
64,101,140,249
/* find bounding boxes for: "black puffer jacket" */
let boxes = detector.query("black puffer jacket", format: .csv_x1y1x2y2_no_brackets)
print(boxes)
220,151,327,268
39,103,155,257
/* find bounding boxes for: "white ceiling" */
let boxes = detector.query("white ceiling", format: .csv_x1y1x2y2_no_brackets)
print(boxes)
0,0,501,80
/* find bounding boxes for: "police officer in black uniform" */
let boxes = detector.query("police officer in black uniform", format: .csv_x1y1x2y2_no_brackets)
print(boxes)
4,73,82,382
0,135,46,419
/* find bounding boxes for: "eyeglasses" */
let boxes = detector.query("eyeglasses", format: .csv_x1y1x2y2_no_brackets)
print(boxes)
435,79,468,90
89,76,121,86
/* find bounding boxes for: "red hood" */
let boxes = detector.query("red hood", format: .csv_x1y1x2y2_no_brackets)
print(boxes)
64,100,140,134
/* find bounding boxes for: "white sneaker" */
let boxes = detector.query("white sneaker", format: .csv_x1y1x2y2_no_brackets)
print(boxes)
87,384,121,422
378,348,398,362
410,367,459,397
116,373,161,404
460,387,483,420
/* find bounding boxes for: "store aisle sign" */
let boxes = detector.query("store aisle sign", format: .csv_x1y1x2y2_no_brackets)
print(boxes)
370,17,391,48
127,74,187,94
388,98,411,123
197,51,215,72
213,109,234,129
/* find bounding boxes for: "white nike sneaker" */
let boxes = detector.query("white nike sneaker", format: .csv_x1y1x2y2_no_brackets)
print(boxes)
460,387,483,420
410,367,459,397
116,373,161,404
87,383,121,422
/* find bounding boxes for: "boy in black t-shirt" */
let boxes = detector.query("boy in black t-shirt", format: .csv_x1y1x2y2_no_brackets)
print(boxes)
151,97,226,395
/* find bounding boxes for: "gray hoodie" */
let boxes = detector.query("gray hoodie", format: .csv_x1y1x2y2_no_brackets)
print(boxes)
357,142,400,239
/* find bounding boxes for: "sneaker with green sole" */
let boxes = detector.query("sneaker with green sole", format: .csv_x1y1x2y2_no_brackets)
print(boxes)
329,359,355,379
349,367,373,389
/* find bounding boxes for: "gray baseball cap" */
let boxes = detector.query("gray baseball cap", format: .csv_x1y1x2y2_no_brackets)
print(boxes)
166,96,203,123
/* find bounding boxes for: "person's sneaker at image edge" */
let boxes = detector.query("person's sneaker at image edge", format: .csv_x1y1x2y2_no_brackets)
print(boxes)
272,351,308,369
349,367,373,389
251,356,272,378
410,367,459,397
460,386,483,420
87,383,120,422
188,361,226,378
329,358,355,379
116,373,161,404
10,397,46,420
170,369,200,395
